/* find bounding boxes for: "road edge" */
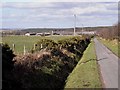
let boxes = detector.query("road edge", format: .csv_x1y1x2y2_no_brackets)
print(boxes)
93,38,106,89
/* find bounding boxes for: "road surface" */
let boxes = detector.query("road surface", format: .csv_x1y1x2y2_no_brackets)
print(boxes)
94,38,119,89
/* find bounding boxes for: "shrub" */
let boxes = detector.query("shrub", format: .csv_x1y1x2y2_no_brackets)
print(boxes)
58,36,91,56
2,43,15,71
1,43,17,88
34,39,58,51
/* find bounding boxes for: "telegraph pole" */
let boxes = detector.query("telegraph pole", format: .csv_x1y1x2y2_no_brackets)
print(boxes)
74,14,76,36
52,31,53,36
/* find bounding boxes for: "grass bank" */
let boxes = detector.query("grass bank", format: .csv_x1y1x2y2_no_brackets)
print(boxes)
98,38,119,57
64,40,102,88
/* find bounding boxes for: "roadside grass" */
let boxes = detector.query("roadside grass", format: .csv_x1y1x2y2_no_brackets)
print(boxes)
2,35,73,54
98,38,119,57
64,41,102,88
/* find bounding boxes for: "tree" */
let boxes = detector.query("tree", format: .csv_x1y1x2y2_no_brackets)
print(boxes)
1,43,16,88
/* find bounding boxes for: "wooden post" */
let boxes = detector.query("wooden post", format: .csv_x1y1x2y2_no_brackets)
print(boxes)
60,45,62,50
41,44,43,49
13,44,15,52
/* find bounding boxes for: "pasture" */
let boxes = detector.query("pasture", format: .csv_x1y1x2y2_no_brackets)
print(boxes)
2,35,74,54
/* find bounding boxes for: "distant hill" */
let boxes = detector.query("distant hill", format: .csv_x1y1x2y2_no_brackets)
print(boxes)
21,26,113,33
1,26,113,36
21,28,73,33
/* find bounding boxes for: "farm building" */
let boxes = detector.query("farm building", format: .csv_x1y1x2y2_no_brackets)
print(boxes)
78,31,96,35
44,32,51,36
36,33,43,36
25,33,36,36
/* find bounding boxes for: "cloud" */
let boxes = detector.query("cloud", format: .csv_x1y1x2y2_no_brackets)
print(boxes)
1,0,119,2
3,2,117,16
2,2,118,15
1,2,118,28
59,2,118,15
70,6,102,15
2,2,58,9
0,3,2,8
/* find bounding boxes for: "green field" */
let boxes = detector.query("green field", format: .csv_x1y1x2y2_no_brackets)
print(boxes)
64,41,102,88
98,38,119,57
2,35,74,54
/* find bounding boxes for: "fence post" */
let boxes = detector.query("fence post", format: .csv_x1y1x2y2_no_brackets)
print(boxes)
13,43,15,52
41,44,43,49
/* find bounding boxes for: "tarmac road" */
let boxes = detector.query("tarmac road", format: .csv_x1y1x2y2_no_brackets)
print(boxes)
94,38,119,89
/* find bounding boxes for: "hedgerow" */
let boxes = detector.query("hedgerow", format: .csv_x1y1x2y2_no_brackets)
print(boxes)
3,36,91,89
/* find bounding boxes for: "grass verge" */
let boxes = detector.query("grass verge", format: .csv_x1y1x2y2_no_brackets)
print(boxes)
64,40,102,88
98,38,119,57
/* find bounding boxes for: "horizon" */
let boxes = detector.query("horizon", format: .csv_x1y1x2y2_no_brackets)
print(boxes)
0,25,113,30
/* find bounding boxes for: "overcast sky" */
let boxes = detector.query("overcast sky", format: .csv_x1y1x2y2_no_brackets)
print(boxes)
0,2,118,28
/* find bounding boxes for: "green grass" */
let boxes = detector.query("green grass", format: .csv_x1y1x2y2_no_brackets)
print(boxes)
2,35,73,54
64,41,102,88
98,38,119,57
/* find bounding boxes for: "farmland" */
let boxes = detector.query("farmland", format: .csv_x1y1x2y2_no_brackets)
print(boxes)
2,35,74,54
1,1,119,89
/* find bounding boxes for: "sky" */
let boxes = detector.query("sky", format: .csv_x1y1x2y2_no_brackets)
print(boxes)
0,1,118,29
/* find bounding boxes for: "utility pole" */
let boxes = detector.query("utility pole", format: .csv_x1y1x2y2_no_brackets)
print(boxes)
74,14,76,36
52,31,53,36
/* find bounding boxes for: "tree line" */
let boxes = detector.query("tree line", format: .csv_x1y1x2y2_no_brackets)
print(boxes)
96,23,120,40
